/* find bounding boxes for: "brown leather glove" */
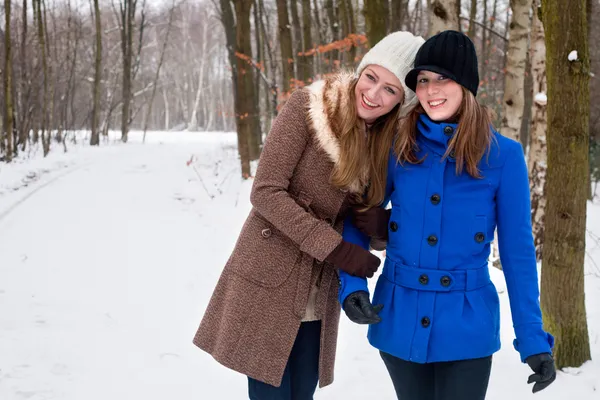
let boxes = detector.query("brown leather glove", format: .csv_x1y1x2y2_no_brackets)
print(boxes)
325,240,381,278
351,207,391,240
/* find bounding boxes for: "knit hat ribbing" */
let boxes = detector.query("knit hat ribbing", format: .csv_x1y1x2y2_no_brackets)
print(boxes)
356,31,425,114
405,30,480,96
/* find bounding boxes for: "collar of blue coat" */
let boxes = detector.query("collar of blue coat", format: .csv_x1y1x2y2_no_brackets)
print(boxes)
416,113,458,161
415,113,506,169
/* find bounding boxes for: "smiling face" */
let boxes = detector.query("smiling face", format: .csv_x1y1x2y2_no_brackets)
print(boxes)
354,65,404,124
415,70,464,121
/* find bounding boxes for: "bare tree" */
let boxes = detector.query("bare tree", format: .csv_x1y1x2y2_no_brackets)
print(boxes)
91,0,102,146
118,0,145,143
3,0,15,161
276,0,294,93
143,0,176,142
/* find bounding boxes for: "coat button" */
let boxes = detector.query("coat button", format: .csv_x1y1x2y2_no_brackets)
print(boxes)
427,235,438,246
419,274,429,285
444,126,454,136
430,194,441,205
421,316,431,328
390,221,398,232
261,228,272,238
474,232,485,243
449,150,456,159
440,276,452,287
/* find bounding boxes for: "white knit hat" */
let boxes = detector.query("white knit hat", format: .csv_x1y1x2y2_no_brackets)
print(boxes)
356,31,425,115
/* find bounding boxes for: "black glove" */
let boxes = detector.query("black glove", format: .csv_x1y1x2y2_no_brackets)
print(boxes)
325,241,381,278
526,353,556,393
342,291,384,324
351,207,391,240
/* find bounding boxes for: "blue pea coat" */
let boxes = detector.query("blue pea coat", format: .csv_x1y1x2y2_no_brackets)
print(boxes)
339,114,554,364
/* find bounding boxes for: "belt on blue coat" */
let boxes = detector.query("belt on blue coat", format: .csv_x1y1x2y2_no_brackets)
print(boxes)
382,258,491,292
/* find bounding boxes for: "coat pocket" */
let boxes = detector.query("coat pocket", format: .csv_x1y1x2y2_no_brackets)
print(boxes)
229,211,303,288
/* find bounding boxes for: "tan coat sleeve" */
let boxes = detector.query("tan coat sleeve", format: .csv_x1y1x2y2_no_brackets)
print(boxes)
250,89,342,262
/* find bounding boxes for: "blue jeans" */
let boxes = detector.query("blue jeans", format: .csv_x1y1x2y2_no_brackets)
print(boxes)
380,351,493,400
248,321,321,400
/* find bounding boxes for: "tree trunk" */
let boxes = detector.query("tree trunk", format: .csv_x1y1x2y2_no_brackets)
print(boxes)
302,0,314,82
467,0,477,39
91,0,102,146
189,22,209,131
364,0,390,47
290,0,303,82
339,0,357,66
18,0,29,152
35,0,50,156
481,0,491,80
541,0,591,369
234,0,255,178
276,0,295,93
3,0,14,162
528,0,547,260
119,0,137,143
428,0,460,37
391,0,407,31
324,0,339,68
589,0,600,145
143,0,175,143
519,51,533,148
500,0,532,143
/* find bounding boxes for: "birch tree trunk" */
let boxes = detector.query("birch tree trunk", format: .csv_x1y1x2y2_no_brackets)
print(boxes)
428,0,460,37
500,0,532,143
528,0,547,260
143,0,175,142
189,21,209,131
541,0,591,369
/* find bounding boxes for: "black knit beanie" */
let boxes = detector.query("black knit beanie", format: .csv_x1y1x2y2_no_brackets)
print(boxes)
405,30,479,96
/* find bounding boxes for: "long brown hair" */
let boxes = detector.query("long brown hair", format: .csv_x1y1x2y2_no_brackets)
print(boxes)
394,87,494,178
330,79,405,208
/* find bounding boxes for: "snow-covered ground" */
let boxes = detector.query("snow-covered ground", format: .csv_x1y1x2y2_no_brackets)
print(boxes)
0,131,598,399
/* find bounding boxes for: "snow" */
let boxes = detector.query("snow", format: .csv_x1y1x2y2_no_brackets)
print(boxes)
569,50,579,61
0,131,598,399
535,92,548,106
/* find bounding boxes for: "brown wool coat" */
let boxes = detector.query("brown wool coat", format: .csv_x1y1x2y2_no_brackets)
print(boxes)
192,72,366,388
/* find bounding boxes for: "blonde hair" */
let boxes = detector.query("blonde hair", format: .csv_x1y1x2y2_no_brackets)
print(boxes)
394,87,494,178
331,79,405,208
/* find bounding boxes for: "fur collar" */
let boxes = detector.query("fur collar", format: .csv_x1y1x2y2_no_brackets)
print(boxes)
305,72,366,194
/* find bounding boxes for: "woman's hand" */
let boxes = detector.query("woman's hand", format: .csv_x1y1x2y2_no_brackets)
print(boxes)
342,291,384,324
351,206,391,239
525,353,556,393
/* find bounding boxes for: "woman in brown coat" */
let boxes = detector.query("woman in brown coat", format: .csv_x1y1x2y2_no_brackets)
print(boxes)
193,31,424,399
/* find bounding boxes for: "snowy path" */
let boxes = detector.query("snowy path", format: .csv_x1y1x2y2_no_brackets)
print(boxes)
0,133,598,399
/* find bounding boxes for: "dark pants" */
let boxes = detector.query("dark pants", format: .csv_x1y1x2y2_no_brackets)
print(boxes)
380,351,493,400
248,321,321,400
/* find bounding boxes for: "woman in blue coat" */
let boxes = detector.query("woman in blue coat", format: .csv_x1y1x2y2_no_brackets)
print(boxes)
339,31,556,399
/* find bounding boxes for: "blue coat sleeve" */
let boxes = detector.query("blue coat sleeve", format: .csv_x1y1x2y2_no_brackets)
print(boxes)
338,149,396,306
338,215,370,306
496,141,554,362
